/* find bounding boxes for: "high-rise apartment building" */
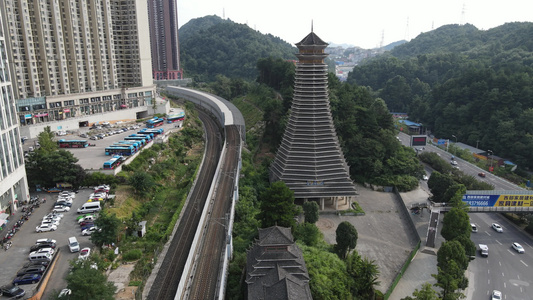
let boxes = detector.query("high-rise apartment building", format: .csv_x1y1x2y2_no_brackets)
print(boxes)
0,0,156,138
0,11,29,220
147,0,183,80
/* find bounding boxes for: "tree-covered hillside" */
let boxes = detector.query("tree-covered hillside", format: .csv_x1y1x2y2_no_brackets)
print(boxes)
179,16,297,82
347,22,533,169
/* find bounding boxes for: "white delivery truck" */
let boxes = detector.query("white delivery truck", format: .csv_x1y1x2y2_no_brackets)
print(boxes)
479,244,489,257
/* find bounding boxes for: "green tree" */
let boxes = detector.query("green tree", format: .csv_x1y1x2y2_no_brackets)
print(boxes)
427,171,456,203
37,126,58,152
90,210,120,247
293,222,322,247
432,260,468,300
441,207,471,241
25,149,85,188
303,201,319,224
347,251,380,299
437,240,469,272
66,260,116,300
453,234,476,258
402,282,439,300
128,171,155,196
258,181,298,228
301,244,351,300
335,221,358,259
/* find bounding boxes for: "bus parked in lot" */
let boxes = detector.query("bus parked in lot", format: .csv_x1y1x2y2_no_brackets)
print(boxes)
57,139,88,148
166,112,185,123
114,140,141,151
103,155,124,169
129,134,152,142
139,128,164,136
146,117,164,128
104,145,135,156
124,136,147,146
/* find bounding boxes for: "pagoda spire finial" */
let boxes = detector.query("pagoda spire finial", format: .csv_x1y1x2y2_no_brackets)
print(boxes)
311,20,313,32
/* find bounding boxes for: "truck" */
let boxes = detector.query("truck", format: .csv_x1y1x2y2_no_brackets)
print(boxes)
479,244,489,257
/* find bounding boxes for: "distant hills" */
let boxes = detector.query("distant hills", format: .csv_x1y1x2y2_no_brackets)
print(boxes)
178,15,296,82
348,22,533,169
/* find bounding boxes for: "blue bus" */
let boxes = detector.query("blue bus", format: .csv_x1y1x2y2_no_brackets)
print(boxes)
129,134,152,142
103,155,124,169
166,112,185,123
113,142,139,152
146,117,164,128
124,136,147,146
139,128,164,136
115,140,141,151
105,145,135,156
133,132,154,140
58,139,89,148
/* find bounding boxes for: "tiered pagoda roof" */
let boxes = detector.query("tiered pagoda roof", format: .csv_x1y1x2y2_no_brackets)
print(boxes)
269,31,357,199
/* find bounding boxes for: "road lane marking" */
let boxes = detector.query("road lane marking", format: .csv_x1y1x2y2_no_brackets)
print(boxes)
502,272,505,277
499,261,502,266
518,274,520,280
523,241,531,248
496,239,502,245
520,260,528,267
485,231,491,236
504,282,507,288
507,249,515,255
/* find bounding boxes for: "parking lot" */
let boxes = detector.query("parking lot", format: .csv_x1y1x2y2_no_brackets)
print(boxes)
0,189,99,298
22,120,182,171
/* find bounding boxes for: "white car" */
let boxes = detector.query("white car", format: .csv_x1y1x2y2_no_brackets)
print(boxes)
512,242,524,253
422,175,428,181
36,238,57,244
78,215,96,224
450,160,458,166
78,247,91,260
53,205,70,213
30,247,55,256
492,223,503,232
59,191,75,198
491,290,502,300
57,196,73,202
36,223,57,232
94,185,110,192
43,215,61,223
82,226,98,236
41,219,60,227
44,212,64,219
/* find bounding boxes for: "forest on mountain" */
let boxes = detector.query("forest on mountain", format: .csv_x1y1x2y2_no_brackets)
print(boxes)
179,15,297,82
347,22,533,169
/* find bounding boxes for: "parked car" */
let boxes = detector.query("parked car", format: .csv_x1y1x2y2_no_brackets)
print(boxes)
78,247,91,260
36,224,57,232
56,131,67,136
76,214,95,221
478,172,486,177
36,238,57,245
94,185,110,192
53,205,70,213
23,261,49,269
492,223,503,232
82,226,98,236
30,242,56,252
79,133,88,138
43,215,61,223
81,224,95,231
58,288,72,298
422,174,428,181
78,215,96,224
55,201,72,207
79,220,95,227
41,219,60,227
16,265,46,276
43,213,65,220
450,160,458,165
512,242,525,253
12,274,41,285
89,135,99,140
30,247,55,256
0,284,26,298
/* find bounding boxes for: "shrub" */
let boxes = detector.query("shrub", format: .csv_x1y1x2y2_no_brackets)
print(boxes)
122,249,142,261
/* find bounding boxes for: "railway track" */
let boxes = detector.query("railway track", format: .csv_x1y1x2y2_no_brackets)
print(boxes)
147,110,222,299
187,125,240,299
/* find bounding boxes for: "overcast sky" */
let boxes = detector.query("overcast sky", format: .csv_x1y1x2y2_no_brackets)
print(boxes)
177,0,533,49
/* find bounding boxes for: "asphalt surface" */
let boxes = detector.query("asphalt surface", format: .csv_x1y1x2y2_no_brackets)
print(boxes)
0,189,97,299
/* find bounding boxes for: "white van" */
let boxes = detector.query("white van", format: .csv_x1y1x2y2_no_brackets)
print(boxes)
68,236,80,252
77,202,101,214
29,251,52,262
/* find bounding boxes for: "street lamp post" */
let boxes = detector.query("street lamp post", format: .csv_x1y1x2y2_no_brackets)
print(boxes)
488,150,493,171
452,135,457,156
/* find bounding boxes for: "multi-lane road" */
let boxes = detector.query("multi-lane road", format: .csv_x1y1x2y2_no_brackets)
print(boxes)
398,133,532,299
